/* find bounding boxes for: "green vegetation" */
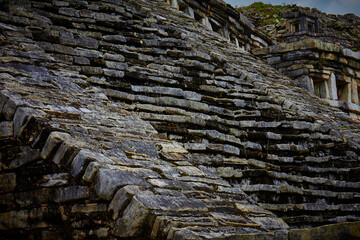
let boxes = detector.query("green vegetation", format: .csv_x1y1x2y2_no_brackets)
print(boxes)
237,2,293,27
237,2,360,49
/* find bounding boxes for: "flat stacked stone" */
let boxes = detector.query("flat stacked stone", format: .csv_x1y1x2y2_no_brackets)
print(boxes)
0,0,360,239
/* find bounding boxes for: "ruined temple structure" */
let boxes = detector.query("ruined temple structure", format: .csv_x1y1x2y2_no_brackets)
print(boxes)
281,9,323,41
251,7,360,120
257,7,360,49
165,0,273,50
254,39,360,120
1,0,360,239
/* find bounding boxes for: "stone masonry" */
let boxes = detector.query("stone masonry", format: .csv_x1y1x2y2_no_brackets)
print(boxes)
254,38,360,120
0,0,360,239
165,0,273,51
279,8,360,49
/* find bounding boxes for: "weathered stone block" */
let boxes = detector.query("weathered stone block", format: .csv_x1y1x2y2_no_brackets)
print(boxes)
287,68,309,77
79,9,94,18
52,141,79,168
0,193,15,210
0,121,13,138
114,194,208,237
82,161,101,182
283,50,319,61
104,52,125,62
249,217,289,230
41,173,68,187
266,132,282,140
109,185,153,220
0,173,16,193
148,179,193,190
74,56,90,65
76,37,98,49
71,203,107,213
40,131,72,160
151,165,181,178
113,195,150,237
71,149,113,177
54,186,90,203
75,48,102,58
207,144,241,155
90,227,109,238
81,66,103,75
216,167,235,178
0,210,29,230
9,146,40,169
184,51,211,61
176,166,206,177
15,188,52,207
343,48,360,60
2,98,27,121
121,139,159,158
29,207,58,228
289,221,360,240
267,56,282,65
95,168,150,200
103,35,126,43
137,194,208,212
217,186,246,195
53,44,75,55
58,7,79,17
70,150,92,178
103,68,125,78
13,107,44,137
105,60,128,70
241,141,262,151
52,1,70,7
157,142,188,154
236,203,274,216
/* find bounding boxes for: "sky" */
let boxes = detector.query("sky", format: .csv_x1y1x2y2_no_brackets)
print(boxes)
224,0,360,16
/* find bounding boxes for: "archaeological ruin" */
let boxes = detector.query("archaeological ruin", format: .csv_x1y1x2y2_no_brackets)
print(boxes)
1,0,360,239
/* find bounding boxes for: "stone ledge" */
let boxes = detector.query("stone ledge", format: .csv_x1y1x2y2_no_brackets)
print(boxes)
289,221,360,240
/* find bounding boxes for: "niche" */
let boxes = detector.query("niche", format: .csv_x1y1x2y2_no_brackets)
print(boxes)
308,22,314,33
178,2,187,13
230,34,239,46
194,12,202,22
314,79,329,99
291,21,300,33
193,12,211,30
337,82,351,102
210,18,222,35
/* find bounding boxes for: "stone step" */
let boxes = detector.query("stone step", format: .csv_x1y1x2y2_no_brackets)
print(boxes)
240,181,359,201
281,165,360,176
139,112,206,127
261,203,360,213
233,109,262,119
150,215,219,240
281,121,327,133
269,143,311,153
238,121,282,129
247,132,283,141
284,215,360,225
184,143,241,156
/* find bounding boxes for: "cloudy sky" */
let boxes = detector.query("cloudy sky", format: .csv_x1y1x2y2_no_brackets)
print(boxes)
224,0,360,16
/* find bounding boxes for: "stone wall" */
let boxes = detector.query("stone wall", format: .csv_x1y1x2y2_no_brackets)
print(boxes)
278,32,359,50
279,9,360,49
1,0,360,239
254,39,360,120
165,0,273,50
239,5,360,50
